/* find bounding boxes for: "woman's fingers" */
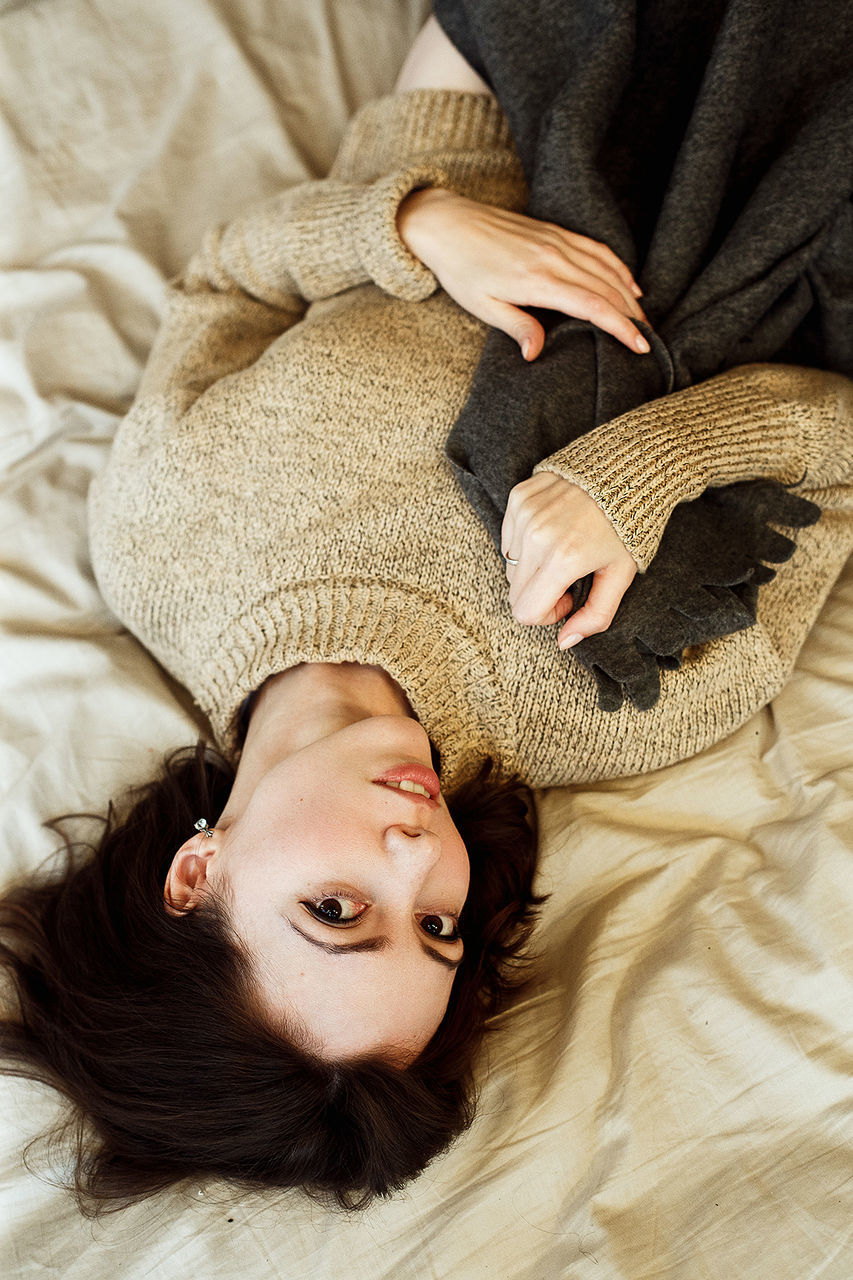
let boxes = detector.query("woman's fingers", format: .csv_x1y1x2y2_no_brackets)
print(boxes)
543,282,648,354
502,211,640,301
486,301,546,361
556,562,638,648
508,554,580,628
509,551,636,637
505,229,646,332
521,240,648,353
485,286,646,360
569,231,642,296
536,232,645,321
505,564,576,626
500,471,544,565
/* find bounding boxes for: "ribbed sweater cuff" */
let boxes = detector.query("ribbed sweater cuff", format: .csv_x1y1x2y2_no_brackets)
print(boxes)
270,169,446,301
353,166,448,300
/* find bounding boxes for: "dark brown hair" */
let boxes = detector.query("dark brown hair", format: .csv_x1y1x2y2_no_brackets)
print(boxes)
0,743,541,1214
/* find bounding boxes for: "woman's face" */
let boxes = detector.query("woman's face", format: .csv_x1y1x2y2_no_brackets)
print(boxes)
204,716,470,1062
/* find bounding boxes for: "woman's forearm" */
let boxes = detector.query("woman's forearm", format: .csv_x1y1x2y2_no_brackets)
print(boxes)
534,364,853,573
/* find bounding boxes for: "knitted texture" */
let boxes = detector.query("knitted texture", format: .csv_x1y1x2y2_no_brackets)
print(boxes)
88,90,853,790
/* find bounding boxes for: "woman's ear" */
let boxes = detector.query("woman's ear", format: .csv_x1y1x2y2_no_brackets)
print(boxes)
163,832,218,917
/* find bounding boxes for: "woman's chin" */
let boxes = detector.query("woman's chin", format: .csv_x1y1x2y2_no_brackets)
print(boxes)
349,713,433,759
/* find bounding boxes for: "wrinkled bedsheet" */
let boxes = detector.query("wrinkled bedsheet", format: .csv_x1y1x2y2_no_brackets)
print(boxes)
1,3,852,1277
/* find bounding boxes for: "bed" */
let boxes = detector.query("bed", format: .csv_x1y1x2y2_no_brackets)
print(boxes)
2,2,852,1276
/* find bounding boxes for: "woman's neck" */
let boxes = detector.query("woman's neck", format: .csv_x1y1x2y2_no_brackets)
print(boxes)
218,664,413,825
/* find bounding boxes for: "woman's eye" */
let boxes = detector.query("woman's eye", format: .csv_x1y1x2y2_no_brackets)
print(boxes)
301,896,367,925
419,913,460,942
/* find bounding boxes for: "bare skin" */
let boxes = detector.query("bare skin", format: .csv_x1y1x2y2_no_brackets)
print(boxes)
165,665,470,1062
394,13,492,96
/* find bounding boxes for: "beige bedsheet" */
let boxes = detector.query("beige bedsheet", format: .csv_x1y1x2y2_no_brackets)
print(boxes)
2,2,852,1276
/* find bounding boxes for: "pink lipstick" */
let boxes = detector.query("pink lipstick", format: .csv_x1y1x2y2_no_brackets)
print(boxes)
372,763,441,806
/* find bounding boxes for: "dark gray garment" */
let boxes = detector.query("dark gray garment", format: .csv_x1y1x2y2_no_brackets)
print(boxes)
433,0,852,709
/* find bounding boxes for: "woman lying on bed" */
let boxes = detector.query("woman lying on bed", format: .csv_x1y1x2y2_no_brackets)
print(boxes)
1,16,851,1213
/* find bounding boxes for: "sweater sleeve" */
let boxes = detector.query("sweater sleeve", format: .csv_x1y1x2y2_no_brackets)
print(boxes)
136,89,525,409
533,364,853,571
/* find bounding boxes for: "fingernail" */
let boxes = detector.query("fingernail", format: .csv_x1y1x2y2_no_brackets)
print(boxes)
521,338,532,360
559,632,583,650
631,282,643,298
635,333,650,354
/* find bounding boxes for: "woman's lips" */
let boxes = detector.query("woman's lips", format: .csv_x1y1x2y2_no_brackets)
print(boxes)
372,763,441,806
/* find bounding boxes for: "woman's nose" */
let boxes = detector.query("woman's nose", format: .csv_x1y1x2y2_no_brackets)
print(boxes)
383,824,442,878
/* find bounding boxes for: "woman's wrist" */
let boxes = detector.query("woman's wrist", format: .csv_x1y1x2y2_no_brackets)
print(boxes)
396,186,457,270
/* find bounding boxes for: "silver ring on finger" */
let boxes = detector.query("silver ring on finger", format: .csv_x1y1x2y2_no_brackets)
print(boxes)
503,553,519,566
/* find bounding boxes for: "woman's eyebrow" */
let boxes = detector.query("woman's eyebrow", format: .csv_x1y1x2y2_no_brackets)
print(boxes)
287,919,463,970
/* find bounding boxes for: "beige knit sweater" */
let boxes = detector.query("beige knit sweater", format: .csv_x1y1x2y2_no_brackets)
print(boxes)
88,91,853,790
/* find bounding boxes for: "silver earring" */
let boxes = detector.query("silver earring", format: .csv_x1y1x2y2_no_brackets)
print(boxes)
194,818,215,838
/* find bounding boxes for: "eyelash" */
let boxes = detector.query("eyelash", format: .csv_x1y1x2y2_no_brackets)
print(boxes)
300,894,461,942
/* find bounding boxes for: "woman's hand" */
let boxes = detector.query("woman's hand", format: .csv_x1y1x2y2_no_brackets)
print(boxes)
397,187,648,358
501,473,638,647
